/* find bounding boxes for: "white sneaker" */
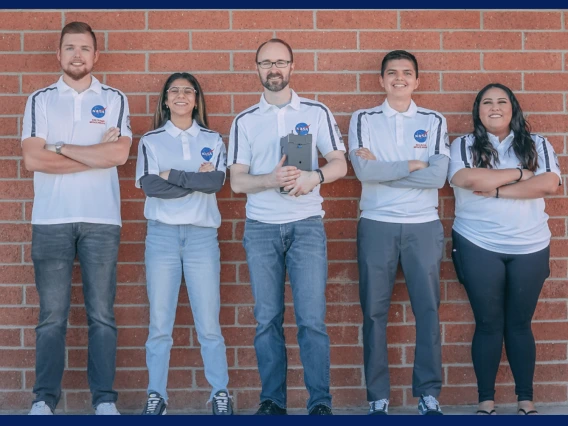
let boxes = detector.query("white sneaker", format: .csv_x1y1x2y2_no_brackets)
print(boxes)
95,402,120,415
29,401,53,415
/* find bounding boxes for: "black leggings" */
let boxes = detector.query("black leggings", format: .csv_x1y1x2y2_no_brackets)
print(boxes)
452,230,550,403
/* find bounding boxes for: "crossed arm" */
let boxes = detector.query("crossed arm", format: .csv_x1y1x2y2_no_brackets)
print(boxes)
22,127,130,174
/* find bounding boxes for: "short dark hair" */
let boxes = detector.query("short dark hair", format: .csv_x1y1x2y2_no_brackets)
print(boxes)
255,38,294,63
59,21,97,51
380,50,418,77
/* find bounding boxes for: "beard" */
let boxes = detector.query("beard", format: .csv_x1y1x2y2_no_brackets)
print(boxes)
261,71,289,92
62,63,92,81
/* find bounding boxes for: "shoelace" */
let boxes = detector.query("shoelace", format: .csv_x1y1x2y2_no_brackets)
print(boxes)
370,399,389,412
213,394,229,413
422,396,439,410
144,397,162,414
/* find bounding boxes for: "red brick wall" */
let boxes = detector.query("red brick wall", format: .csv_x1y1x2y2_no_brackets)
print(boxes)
0,10,567,412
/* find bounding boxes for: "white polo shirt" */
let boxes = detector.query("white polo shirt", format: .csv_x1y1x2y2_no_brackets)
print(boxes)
348,99,450,223
22,76,131,226
135,120,226,228
227,90,345,224
448,131,561,254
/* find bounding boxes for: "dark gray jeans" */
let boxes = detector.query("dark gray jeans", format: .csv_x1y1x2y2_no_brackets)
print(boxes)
31,222,121,411
357,218,444,401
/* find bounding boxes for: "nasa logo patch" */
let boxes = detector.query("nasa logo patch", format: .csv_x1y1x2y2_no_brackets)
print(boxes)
201,147,214,161
91,105,106,118
295,122,310,135
414,130,428,143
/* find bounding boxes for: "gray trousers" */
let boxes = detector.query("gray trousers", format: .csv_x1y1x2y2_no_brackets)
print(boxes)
357,218,444,401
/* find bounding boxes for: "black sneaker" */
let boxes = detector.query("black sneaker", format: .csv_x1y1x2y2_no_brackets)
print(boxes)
368,399,389,415
418,395,443,415
309,404,333,415
255,400,287,415
212,390,233,415
142,392,167,415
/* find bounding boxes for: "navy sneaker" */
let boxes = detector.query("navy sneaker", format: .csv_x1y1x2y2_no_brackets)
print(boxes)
212,390,233,415
368,399,389,415
418,395,443,415
255,400,287,415
309,404,333,415
142,392,167,415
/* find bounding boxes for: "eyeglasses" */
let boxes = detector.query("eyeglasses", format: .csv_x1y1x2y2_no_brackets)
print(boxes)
167,86,198,96
257,60,292,69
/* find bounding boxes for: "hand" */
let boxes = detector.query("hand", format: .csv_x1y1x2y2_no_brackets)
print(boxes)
354,148,376,160
267,155,301,189
159,170,170,180
519,169,534,181
199,162,215,172
100,127,120,143
408,160,428,172
286,170,320,197
44,144,56,152
473,188,498,198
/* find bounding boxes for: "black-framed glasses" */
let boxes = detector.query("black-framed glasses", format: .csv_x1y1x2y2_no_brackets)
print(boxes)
257,60,292,69
167,86,198,96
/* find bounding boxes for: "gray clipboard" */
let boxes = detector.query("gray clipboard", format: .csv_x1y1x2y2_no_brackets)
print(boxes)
280,133,313,171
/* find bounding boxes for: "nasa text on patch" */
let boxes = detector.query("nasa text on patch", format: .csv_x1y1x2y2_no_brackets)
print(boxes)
201,147,214,161
295,122,310,135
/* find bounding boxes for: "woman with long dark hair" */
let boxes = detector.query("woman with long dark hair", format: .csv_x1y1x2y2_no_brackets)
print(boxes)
134,72,232,415
448,83,561,415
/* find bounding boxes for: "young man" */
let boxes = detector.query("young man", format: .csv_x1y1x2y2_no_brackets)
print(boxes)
348,50,450,415
21,22,131,415
228,38,347,415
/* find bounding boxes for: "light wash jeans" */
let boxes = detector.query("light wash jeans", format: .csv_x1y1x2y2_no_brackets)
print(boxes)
242,215,332,411
144,220,229,401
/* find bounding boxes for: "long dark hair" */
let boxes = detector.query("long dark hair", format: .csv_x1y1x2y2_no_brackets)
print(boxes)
153,72,209,130
471,83,537,171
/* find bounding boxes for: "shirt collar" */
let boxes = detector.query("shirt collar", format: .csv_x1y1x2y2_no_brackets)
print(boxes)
487,130,514,147
382,98,417,118
258,89,301,114
56,75,102,94
164,119,200,139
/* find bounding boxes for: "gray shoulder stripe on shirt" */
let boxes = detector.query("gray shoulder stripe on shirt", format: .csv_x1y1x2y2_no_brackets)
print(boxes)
417,111,443,155
300,102,338,150
144,129,166,138
233,107,259,164
31,87,56,137
200,128,216,134
460,136,471,168
540,136,551,172
102,87,125,134
141,143,150,176
357,111,383,149
215,150,222,170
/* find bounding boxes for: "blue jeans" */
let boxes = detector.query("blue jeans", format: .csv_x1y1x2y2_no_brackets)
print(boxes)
243,216,331,411
31,223,121,411
144,220,229,401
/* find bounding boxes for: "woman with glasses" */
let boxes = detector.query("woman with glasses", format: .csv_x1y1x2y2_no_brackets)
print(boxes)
135,72,232,415
448,83,561,415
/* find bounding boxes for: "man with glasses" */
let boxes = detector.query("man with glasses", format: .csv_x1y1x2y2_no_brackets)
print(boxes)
228,38,347,415
21,22,131,415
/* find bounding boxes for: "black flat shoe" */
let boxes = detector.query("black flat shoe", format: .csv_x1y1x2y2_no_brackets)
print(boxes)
518,408,538,415
476,409,496,415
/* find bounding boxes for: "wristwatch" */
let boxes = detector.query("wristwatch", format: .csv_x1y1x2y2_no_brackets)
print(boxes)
55,141,65,155
315,168,325,184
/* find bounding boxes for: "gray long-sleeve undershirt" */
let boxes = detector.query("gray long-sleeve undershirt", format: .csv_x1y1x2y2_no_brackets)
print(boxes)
350,152,449,189
139,170,225,199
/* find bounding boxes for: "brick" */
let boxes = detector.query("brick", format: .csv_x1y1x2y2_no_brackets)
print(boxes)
317,11,396,30
149,52,230,72
22,73,60,93
0,159,18,178
0,223,31,242
328,262,358,282
415,52,481,71
233,51,314,72
444,323,475,344
445,114,473,135
527,114,568,134
0,95,26,115
65,11,145,30
0,117,18,136
525,73,568,92
327,241,356,261
0,391,29,410
360,31,440,50
96,53,146,72
324,220,357,241
217,200,246,220
277,31,357,50
318,52,380,72
0,53,59,72
548,219,566,237
108,31,189,51
24,32,105,52
193,31,272,50
484,52,562,71
443,31,521,50
525,32,568,51
233,11,312,30
484,11,561,30
401,11,480,29
0,349,35,368
0,33,20,51
0,12,61,30
148,11,229,30
207,116,233,136
320,178,361,198
0,244,20,263
515,93,564,112
0,75,19,93
438,303,474,322
412,93,475,113
318,94,382,113
537,343,567,362
360,72,440,93
0,329,21,346
442,72,522,92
